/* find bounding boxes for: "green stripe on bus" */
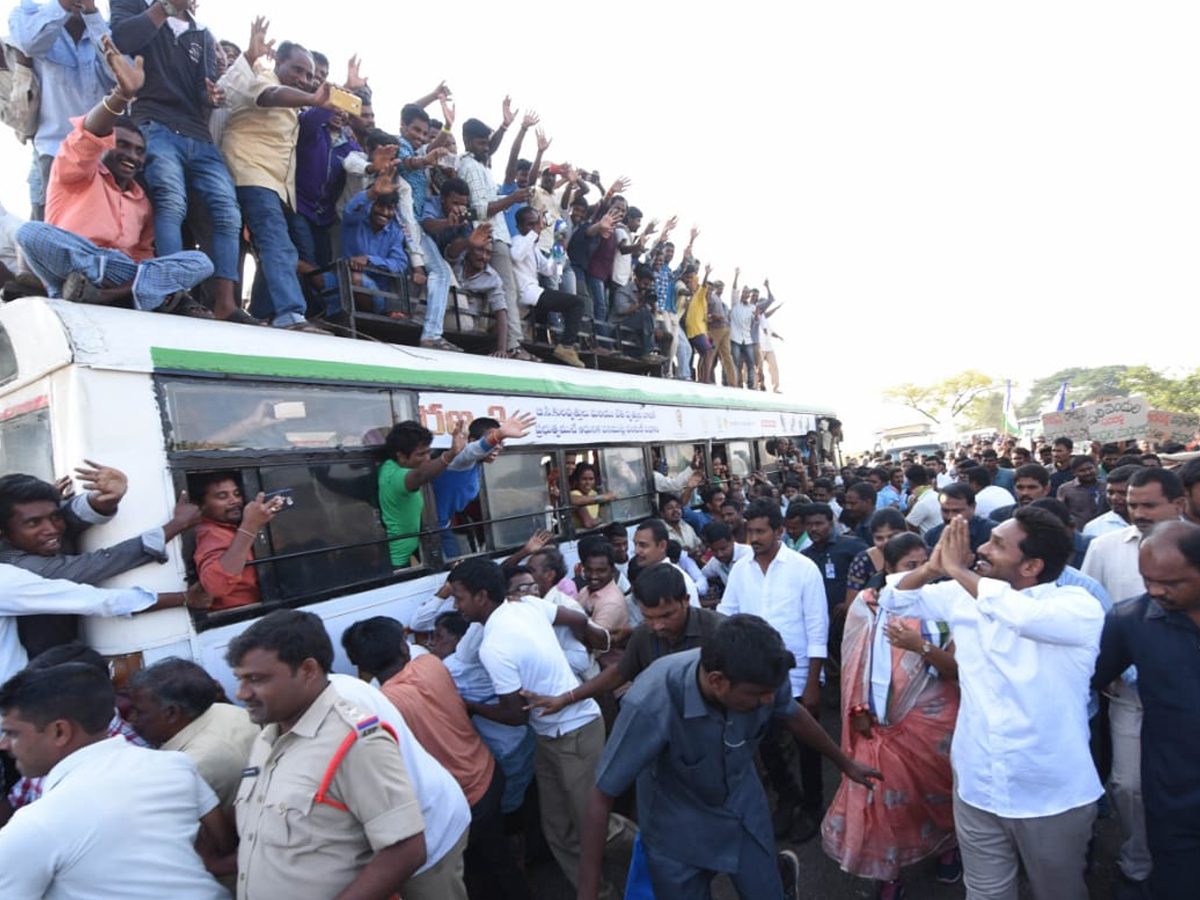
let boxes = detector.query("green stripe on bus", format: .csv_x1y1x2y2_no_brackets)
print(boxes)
149,347,831,414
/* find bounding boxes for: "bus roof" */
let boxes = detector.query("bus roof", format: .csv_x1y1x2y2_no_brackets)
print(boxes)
1,298,836,417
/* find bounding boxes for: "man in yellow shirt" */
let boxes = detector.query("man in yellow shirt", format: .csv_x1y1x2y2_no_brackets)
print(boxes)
682,264,715,383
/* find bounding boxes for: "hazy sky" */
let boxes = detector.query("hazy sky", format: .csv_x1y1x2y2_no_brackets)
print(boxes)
2,1,1195,448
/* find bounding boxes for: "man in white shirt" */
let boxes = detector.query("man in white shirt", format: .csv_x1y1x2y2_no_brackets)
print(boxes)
449,559,634,900
1082,465,1137,538
510,206,587,367
881,508,1103,900
1080,466,1187,892
0,662,230,900
965,467,1015,520
717,499,829,840
631,518,699,608
904,464,942,536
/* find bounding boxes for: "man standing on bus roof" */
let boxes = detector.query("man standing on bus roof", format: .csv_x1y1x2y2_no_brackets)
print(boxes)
0,464,202,656
15,36,216,317
192,471,287,612
380,421,468,568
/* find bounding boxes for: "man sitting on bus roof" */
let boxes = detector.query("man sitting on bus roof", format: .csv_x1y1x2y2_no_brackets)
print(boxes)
0,465,202,656
15,37,215,317
191,472,288,612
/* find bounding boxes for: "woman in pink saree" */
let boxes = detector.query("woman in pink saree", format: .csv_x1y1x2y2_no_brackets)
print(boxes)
822,533,961,899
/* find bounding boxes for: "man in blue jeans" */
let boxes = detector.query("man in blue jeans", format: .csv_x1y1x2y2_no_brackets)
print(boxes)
111,0,247,323
218,20,335,331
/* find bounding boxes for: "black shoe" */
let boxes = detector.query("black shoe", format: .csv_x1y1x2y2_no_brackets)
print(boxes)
777,850,800,900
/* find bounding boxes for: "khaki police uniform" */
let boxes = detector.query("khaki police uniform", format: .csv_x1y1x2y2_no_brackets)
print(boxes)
235,683,425,900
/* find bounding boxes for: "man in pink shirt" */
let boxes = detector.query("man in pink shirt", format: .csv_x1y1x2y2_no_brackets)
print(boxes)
16,37,213,316
576,539,628,671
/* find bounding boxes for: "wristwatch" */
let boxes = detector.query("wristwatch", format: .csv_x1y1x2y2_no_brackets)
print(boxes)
159,0,178,16
919,641,933,658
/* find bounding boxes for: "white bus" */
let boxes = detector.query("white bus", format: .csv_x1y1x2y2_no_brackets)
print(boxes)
0,297,838,689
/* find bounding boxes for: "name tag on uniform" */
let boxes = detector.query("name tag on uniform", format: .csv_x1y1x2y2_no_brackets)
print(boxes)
241,766,260,779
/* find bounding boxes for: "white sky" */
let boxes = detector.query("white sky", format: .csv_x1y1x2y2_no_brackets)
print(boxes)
2,1,1196,449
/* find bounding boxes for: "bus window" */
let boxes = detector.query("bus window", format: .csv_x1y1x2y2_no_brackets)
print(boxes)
482,451,556,549
0,407,53,483
0,324,16,386
655,443,702,485
256,462,393,600
726,441,753,478
161,380,394,451
600,446,652,523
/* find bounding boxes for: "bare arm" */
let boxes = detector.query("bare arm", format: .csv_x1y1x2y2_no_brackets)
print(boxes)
332,833,428,900
465,690,528,726
577,787,615,900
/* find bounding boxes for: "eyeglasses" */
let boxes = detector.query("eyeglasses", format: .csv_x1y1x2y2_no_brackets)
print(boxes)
507,582,539,597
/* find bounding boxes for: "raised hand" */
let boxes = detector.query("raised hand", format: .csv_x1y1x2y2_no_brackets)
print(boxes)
369,142,398,175
663,215,679,232
467,222,493,249
612,174,632,194
535,128,551,152
501,95,516,128
345,54,368,90
312,81,333,110
497,412,536,441
169,489,203,532
521,109,540,129
438,94,455,130
432,79,451,99
689,225,700,243
76,460,128,508
523,528,552,555
448,420,469,458
245,16,274,65
53,475,75,501
100,36,145,99
242,491,286,531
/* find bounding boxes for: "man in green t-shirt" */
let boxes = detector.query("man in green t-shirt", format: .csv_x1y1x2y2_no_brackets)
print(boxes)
378,421,466,566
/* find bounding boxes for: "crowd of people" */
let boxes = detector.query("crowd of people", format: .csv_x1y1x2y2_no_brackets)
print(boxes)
0,422,1198,900
0,1,783,387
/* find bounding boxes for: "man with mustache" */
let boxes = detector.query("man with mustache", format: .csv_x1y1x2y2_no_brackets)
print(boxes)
15,36,214,315
1081,466,1188,896
880,507,1104,900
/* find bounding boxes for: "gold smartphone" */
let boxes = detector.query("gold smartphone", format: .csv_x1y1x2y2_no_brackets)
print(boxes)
328,85,362,116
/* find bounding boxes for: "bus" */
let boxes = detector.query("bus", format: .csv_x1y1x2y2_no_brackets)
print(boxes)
0,297,839,690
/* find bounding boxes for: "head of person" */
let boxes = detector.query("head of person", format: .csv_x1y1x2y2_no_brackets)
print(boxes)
1139,521,1200,616
632,563,691,642
528,547,567,594
603,522,629,563
127,657,219,746
502,564,540,600
719,499,745,531
938,482,976,524
226,611,334,728
783,479,802,501
461,117,492,160
1012,446,1032,466
744,499,783,559
783,501,806,543
341,616,408,682
1028,496,1075,532
659,494,683,524
905,464,930,491
809,478,834,504
310,50,329,85
700,485,726,515
1179,458,1200,522
1127,467,1186,535
981,448,1000,474
348,89,375,136
439,175,471,216
1100,464,1139,520
0,474,66,557
570,463,598,494
384,421,434,468
659,240,675,265
273,41,315,90
882,532,928,575
799,503,834,546
516,204,542,237
219,39,242,65
569,196,588,226
1013,463,1050,507
188,470,247,527
466,416,502,464
103,115,147,191
1071,455,1099,485
1099,443,1121,471
703,521,738,566
0,662,114,778
1038,444,1053,463
867,507,907,549
698,615,795,713
1052,437,1074,468
975,506,1072,589
448,558,507,623
429,611,468,660
890,467,906,491
843,482,876,523
399,103,431,148
578,539,617,594
633,518,670,566
965,466,992,494
369,190,398,232
1140,453,1162,468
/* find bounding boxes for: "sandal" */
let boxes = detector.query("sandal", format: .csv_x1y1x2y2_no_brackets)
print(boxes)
420,337,464,352
508,348,537,362
217,307,265,326
62,271,102,304
159,291,214,319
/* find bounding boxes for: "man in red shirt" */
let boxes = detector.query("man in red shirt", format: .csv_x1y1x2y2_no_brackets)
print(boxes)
15,36,213,316
191,472,284,612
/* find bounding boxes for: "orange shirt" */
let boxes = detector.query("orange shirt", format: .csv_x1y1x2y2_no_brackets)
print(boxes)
381,654,495,807
46,117,154,262
193,519,260,612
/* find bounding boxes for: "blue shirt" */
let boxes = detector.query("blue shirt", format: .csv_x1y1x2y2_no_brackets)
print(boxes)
397,136,429,220
681,506,713,533
9,1,113,157
924,516,995,554
876,485,903,510
340,190,407,273
594,649,797,873
421,194,471,255
1093,594,1200,822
